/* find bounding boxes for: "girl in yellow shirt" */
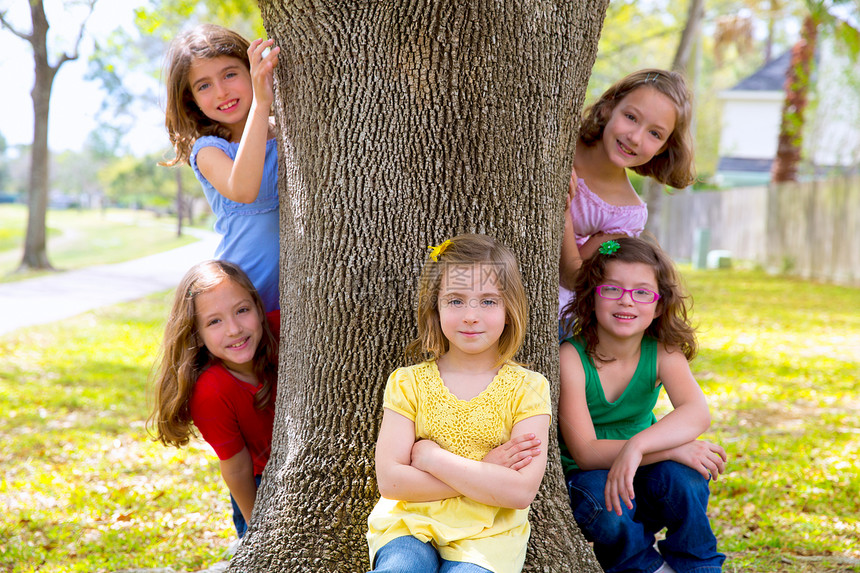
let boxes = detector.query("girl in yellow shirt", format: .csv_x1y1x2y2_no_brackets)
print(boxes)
367,234,552,573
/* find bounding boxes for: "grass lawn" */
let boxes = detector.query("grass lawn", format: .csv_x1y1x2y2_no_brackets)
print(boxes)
0,267,858,572
0,293,231,572
681,270,860,572
0,204,198,283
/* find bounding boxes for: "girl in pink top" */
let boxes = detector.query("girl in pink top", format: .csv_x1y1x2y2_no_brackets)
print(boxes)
560,69,696,314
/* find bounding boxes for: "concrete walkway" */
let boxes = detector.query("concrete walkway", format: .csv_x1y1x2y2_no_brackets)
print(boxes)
0,229,221,336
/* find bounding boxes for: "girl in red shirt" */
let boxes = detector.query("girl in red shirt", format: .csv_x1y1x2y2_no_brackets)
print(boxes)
149,259,279,538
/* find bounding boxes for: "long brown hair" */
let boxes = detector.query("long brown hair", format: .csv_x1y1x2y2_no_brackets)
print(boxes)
148,260,278,448
161,24,251,167
578,68,695,189
405,234,528,368
561,237,697,363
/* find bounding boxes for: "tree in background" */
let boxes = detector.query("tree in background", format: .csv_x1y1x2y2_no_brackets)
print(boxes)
771,0,860,183
98,151,200,215
228,2,606,571
0,0,96,271
0,133,10,196
587,1,688,95
638,0,706,238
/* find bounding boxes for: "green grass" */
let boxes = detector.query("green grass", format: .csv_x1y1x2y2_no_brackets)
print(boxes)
668,269,860,572
0,267,858,572
0,294,234,572
0,204,197,282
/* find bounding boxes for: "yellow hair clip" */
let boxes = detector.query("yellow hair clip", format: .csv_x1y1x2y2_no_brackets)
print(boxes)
427,239,451,262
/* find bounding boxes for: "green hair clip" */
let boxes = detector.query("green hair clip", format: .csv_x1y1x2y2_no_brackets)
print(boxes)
598,240,620,255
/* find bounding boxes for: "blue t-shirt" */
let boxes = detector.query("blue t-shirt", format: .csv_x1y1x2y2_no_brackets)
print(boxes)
191,136,280,311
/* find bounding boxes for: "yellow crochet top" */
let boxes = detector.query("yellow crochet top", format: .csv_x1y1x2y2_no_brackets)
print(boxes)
367,360,552,573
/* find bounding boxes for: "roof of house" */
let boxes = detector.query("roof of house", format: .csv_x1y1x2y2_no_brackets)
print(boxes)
730,50,791,91
717,157,774,172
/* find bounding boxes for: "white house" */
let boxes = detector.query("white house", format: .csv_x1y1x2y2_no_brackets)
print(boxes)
716,39,860,188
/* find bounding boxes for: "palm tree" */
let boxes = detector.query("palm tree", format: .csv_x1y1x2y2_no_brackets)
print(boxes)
771,0,860,183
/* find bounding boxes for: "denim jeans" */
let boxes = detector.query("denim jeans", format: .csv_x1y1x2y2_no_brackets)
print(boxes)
371,535,492,573
230,474,263,538
567,461,725,573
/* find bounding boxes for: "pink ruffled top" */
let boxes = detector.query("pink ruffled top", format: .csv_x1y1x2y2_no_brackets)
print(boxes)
560,179,648,311
569,178,647,245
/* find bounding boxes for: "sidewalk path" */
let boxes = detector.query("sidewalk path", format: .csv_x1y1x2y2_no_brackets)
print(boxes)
0,229,220,336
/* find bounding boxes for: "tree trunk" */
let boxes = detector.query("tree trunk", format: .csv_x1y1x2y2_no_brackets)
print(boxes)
771,13,818,184
7,0,91,271
644,0,704,240
764,0,778,64
232,2,607,571
671,0,704,73
175,167,184,237
19,0,57,271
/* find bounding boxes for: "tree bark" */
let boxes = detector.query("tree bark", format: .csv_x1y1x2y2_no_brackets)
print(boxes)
175,167,184,237
771,13,818,183
232,2,607,571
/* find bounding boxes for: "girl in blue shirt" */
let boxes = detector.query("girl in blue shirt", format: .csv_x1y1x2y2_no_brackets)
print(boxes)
163,24,281,311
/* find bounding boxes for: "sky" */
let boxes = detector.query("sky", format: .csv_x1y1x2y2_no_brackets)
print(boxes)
0,0,166,156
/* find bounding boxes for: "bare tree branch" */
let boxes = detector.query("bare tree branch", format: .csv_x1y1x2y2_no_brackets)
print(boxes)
64,0,97,63
0,9,34,43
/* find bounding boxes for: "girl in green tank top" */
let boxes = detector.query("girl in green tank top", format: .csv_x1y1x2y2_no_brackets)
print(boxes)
558,237,727,573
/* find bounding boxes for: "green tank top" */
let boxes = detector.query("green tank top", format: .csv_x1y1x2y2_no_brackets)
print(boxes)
559,336,660,475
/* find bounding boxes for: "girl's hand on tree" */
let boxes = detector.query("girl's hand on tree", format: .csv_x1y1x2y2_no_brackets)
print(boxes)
604,442,642,515
482,433,542,471
568,166,578,200
669,440,728,480
248,38,280,110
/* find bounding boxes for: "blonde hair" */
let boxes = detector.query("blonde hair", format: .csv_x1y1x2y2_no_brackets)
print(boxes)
579,69,696,189
161,24,251,167
148,260,278,448
405,234,528,367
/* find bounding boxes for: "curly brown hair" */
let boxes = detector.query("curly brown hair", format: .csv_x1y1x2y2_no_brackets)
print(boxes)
161,24,251,167
561,237,697,363
147,260,278,448
578,69,696,189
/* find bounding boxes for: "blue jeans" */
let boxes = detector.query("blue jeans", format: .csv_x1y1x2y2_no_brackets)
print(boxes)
230,474,263,538
566,461,725,573
371,535,492,572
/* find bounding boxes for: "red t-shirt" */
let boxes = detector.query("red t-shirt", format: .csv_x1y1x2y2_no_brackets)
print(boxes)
190,310,279,475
